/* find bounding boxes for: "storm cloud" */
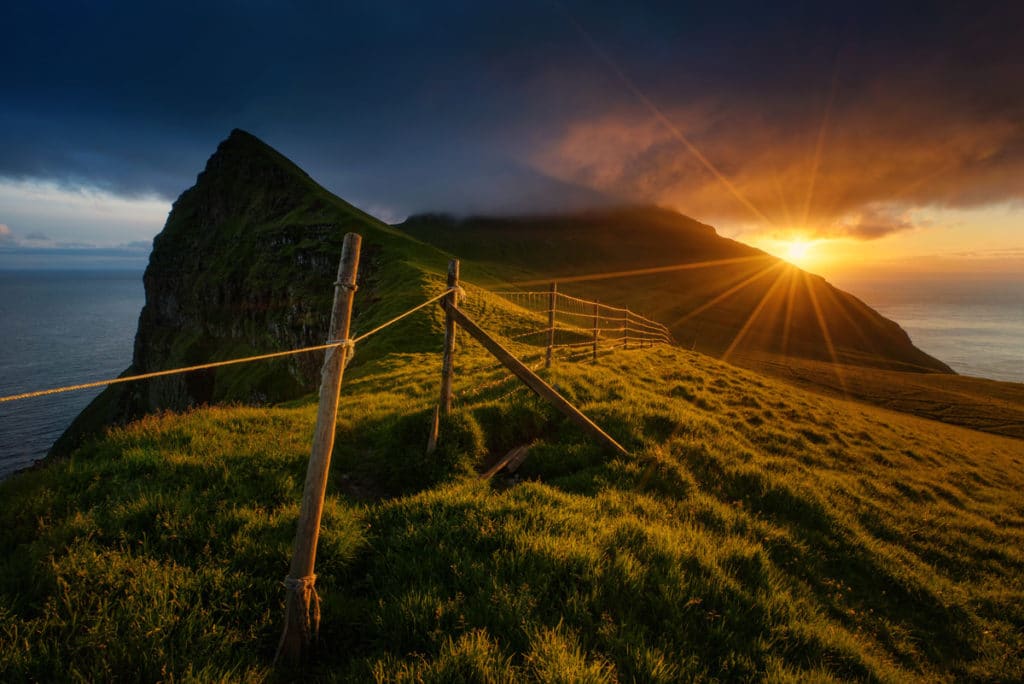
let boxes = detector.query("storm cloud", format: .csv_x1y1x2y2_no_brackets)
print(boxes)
1,1,1022,231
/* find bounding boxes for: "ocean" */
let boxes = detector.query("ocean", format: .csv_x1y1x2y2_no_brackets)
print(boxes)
0,270,1021,480
0,270,144,479
841,277,1024,384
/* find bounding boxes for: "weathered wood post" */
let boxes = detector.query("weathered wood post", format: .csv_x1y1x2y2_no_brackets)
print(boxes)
447,305,629,457
545,282,557,369
278,232,361,664
427,259,460,455
622,310,629,350
439,259,460,416
592,301,599,363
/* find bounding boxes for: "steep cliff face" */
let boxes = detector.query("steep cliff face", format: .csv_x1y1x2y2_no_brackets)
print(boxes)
53,129,434,454
131,129,352,411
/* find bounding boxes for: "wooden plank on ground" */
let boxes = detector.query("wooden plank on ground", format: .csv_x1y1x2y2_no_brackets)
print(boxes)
481,444,532,479
448,305,629,457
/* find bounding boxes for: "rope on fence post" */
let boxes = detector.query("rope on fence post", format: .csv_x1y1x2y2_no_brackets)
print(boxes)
545,282,557,369
277,232,361,666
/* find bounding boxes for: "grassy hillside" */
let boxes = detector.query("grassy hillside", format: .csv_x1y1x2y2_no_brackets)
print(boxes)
398,210,952,375
395,209,1024,437
2,284,1022,681
736,353,1024,440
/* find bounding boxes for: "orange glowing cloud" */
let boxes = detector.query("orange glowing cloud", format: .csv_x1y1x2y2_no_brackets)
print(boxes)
530,83,1024,241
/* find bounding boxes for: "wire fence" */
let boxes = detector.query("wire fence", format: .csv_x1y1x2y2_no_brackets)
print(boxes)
0,280,676,406
489,288,676,353
0,235,680,663
0,287,458,404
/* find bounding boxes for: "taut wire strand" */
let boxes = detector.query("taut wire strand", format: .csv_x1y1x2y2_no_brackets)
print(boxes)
1,287,457,404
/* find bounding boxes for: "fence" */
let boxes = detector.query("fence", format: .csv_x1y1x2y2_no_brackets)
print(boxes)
492,285,676,365
0,233,679,665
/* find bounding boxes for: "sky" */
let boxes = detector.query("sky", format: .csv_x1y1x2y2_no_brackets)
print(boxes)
1,1,1022,280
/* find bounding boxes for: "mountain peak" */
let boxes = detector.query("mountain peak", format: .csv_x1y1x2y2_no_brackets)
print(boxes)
163,130,326,231
214,128,297,169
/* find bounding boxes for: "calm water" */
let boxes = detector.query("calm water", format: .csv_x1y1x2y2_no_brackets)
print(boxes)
0,270,143,479
842,278,1024,383
0,271,1021,480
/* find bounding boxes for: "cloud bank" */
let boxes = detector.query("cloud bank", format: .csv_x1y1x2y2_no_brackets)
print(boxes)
530,6,1024,239
0,1,1021,241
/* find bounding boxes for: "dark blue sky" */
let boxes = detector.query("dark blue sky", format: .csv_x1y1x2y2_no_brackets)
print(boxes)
1,1,1022,267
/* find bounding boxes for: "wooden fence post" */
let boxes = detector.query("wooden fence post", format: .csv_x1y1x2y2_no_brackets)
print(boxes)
439,259,460,416
545,282,557,369
623,310,629,350
592,301,599,363
277,232,361,665
428,259,460,455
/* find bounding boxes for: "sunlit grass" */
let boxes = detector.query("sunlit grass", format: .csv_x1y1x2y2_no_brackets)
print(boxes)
2,303,1022,681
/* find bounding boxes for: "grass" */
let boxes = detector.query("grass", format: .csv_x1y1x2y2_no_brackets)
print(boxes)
735,352,1024,440
2,286,1022,681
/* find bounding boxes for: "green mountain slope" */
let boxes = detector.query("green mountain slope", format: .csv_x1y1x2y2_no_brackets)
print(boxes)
398,210,952,375
53,129,452,455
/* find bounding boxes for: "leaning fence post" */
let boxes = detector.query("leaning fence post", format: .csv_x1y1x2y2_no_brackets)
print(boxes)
439,259,460,416
545,282,557,369
277,232,361,665
592,301,599,363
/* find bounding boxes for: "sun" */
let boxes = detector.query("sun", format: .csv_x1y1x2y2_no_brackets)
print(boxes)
783,239,814,267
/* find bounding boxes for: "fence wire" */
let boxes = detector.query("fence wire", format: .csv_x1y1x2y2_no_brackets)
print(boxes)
0,287,458,404
2,277,678,406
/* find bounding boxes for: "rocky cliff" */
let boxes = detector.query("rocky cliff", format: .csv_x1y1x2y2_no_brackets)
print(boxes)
53,129,435,455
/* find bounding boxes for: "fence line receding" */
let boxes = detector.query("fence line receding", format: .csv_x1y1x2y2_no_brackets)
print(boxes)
0,237,683,667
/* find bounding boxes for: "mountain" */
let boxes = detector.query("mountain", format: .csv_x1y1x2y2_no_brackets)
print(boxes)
52,129,448,454
397,209,953,374
55,131,948,458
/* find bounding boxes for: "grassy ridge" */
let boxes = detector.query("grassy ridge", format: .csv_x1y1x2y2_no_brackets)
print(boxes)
397,210,952,374
2,288,1022,681
736,353,1024,440
393,210,1024,440
53,129,456,456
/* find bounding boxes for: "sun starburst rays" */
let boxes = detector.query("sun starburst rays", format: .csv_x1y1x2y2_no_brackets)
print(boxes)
802,270,848,395
672,260,786,328
723,267,791,361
